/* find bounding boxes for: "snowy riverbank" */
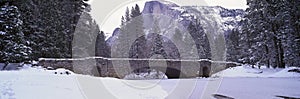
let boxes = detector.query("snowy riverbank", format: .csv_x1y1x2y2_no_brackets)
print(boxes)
0,65,299,99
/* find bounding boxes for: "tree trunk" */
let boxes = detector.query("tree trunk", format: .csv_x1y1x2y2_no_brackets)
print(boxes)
273,37,285,68
265,45,270,68
273,37,279,68
278,40,285,68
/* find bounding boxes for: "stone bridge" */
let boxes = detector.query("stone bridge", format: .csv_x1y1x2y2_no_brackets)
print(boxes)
38,57,240,78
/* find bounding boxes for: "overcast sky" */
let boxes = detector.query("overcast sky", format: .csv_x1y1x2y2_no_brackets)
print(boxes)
88,0,247,37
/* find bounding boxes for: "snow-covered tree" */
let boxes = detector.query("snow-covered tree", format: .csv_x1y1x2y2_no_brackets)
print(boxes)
150,16,166,57
73,5,99,58
0,2,31,62
240,0,299,68
11,0,89,60
129,4,146,59
125,7,131,22
278,0,300,67
226,28,240,62
187,19,211,59
95,31,109,57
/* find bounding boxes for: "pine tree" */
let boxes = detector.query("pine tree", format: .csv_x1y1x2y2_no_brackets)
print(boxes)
245,0,269,67
187,19,211,59
125,7,130,22
115,6,134,58
128,4,146,59
240,0,279,67
0,2,31,63
278,0,300,67
130,4,141,18
130,7,135,18
72,5,99,58
121,16,125,26
226,28,240,62
0,0,97,62
150,16,166,57
14,0,88,59
95,31,109,57
241,0,300,68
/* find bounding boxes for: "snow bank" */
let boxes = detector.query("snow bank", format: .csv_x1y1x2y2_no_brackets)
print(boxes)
5,64,75,76
0,66,168,99
1,64,300,99
212,65,300,78
0,66,82,99
270,67,300,77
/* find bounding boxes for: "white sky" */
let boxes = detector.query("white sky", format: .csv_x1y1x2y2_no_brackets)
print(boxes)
88,0,247,37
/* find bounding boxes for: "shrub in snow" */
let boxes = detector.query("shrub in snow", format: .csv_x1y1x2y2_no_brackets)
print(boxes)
31,61,39,66
124,69,168,80
288,69,300,73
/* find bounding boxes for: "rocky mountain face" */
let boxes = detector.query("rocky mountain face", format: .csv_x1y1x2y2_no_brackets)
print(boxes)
107,1,244,60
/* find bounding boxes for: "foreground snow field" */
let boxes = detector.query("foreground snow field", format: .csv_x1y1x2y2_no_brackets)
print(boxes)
212,65,300,78
0,66,299,99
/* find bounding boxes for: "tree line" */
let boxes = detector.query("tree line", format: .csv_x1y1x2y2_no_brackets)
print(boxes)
227,0,300,68
0,0,108,63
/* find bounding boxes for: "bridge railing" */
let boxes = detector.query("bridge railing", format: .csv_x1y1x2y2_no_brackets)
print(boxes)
38,57,241,78
39,57,240,65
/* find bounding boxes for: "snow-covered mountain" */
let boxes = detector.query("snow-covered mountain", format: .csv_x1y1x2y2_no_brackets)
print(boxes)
107,1,244,43
107,1,244,59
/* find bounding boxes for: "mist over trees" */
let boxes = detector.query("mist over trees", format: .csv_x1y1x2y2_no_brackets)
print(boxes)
116,4,147,58
187,18,211,60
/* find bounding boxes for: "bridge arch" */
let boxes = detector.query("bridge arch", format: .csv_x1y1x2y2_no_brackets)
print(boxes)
131,65,185,79
202,66,210,78
110,14,201,78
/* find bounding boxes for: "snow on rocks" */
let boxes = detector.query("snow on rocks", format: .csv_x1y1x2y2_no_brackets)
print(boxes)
212,65,300,78
124,69,168,80
49,68,73,75
15,64,74,76
0,31,6,35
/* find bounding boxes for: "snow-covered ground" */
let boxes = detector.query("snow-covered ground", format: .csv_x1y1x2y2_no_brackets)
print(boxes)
212,65,300,78
0,65,299,99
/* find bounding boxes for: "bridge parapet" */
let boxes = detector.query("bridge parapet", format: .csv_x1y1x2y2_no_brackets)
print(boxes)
38,57,240,78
